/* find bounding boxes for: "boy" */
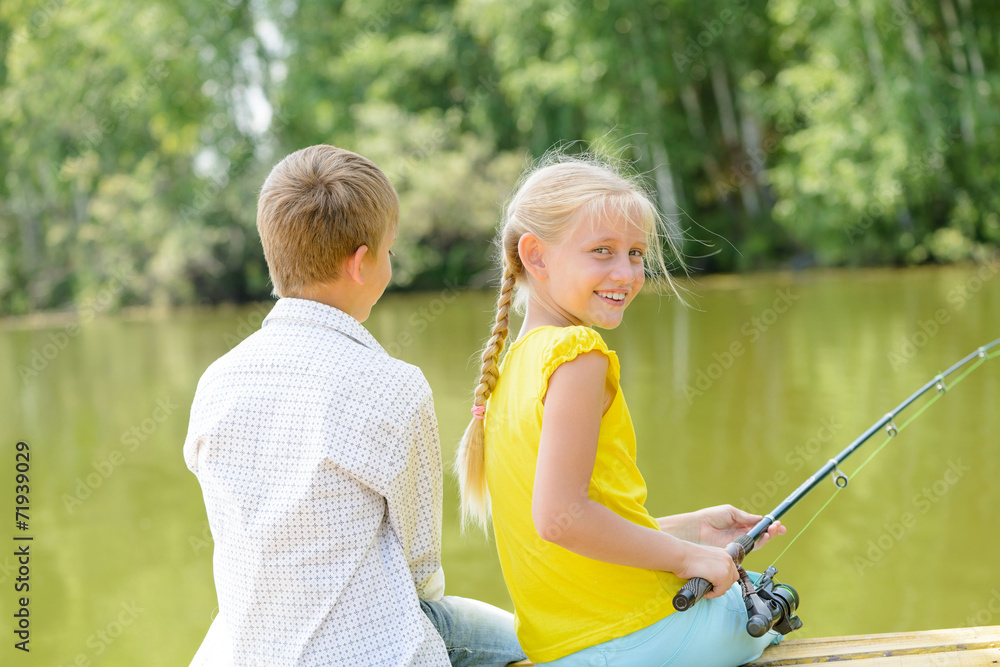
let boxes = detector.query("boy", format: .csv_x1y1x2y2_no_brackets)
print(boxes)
184,145,524,666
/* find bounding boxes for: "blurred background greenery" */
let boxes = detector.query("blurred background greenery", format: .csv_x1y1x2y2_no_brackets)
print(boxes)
1,0,999,317
2,2,1000,665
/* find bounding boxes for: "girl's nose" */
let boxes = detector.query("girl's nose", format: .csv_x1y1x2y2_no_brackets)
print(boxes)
609,255,636,284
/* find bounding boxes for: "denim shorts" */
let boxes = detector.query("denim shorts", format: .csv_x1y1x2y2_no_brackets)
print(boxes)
535,577,782,667
421,595,527,667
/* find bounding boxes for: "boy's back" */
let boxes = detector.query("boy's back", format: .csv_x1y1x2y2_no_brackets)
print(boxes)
184,297,448,665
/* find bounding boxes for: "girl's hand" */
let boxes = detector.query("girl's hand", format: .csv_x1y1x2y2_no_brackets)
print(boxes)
657,506,786,549
676,542,740,599
692,505,786,550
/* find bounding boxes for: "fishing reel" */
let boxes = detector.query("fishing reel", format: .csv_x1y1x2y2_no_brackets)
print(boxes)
742,565,802,637
673,534,803,638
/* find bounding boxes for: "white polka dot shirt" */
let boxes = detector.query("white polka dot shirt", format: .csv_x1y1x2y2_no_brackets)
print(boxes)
184,298,449,666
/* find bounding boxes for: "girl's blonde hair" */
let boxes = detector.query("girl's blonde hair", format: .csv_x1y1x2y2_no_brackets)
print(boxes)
455,151,687,530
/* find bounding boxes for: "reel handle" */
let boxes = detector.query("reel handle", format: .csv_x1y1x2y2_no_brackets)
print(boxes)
746,613,772,637
672,533,755,612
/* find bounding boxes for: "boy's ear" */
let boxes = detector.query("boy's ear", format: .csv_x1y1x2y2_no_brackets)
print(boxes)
518,233,548,281
344,245,369,285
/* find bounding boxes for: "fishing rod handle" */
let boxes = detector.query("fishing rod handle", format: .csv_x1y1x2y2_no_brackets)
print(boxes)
673,577,711,611
672,534,755,612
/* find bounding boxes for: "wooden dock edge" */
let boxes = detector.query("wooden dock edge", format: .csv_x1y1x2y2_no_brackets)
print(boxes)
746,624,1000,665
510,625,1000,666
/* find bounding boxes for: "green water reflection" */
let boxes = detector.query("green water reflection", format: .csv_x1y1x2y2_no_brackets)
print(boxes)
1,266,998,666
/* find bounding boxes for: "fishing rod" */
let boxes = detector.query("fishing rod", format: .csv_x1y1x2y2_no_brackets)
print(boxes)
672,337,1000,638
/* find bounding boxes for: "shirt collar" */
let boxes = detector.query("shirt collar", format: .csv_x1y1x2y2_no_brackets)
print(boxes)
262,297,386,354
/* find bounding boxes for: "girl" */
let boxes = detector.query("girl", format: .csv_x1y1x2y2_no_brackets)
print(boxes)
455,154,786,667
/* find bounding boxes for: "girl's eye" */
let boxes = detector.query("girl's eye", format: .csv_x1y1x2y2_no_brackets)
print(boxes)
629,249,644,257
594,248,610,255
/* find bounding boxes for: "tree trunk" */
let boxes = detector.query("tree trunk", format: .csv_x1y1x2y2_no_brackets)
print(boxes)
709,60,739,146
856,0,887,92
737,95,763,217
902,13,925,64
680,84,726,201
939,0,976,143
710,60,757,221
955,0,985,79
635,68,683,242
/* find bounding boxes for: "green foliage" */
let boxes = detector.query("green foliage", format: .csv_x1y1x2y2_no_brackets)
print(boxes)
761,0,1000,267
0,0,997,315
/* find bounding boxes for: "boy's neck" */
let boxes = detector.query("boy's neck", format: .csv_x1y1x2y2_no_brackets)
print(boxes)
295,283,368,323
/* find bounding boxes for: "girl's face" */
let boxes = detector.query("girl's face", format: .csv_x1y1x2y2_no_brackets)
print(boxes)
528,208,647,329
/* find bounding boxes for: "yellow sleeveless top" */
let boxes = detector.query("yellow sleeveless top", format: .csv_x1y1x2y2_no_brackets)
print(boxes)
484,326,683,663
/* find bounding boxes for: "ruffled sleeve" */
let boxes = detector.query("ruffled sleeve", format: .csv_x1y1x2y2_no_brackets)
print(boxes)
539,326,621,400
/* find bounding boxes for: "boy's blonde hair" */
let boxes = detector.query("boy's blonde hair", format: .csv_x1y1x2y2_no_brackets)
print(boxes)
455,152,687,530
257,144,399,297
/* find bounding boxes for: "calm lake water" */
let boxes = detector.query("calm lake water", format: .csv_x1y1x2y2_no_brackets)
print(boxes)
1,265,998,666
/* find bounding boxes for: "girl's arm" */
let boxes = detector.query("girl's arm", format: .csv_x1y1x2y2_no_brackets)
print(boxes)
531,351,738,598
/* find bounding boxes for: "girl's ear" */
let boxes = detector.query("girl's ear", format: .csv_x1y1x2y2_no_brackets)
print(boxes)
344,245,369,285
518,233,548,281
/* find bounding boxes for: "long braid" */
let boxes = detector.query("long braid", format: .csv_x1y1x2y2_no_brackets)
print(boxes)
456,259,516,530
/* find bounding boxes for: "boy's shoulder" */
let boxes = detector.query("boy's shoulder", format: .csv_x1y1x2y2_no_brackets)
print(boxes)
194,299,431,405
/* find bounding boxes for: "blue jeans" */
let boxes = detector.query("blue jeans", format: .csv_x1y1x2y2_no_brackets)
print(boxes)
421,596,526,667
536,576,783,667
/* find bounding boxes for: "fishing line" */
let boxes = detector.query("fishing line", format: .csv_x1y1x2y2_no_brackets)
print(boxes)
761,347,1000,574
675,341,999,631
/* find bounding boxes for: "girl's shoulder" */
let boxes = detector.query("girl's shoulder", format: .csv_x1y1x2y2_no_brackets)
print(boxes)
512,326,620,388
548,325,610,357
514,325,612,358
